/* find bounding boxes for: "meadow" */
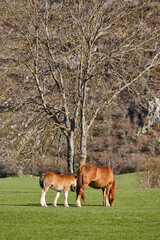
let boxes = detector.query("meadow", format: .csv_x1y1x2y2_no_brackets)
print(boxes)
0,173,160,240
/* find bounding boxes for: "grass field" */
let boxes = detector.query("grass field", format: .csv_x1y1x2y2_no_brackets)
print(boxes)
0,173,160,240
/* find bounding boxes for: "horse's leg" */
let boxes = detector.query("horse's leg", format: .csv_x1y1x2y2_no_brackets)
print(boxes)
64,190,69,207
75,184,88,207
102,186,110,206
102,188,107,206
40,187,49,207
105,184,111,207
53,191,60,207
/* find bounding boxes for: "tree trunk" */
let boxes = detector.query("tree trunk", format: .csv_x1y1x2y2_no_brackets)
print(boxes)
66,118,76,173
66,133,74,173
66,129,75,191
80,130,88,166
80,80,88,166
80,98,88,166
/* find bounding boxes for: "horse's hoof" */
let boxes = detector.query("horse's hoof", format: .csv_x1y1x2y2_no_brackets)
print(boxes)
52,204,57,207
40,204,47,207
76,204,81,207
75,202,81,207
64,204,69,207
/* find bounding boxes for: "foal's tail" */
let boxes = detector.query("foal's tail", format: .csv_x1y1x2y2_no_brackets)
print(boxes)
39,173,45,189
109,179,115,206
76,166,85,202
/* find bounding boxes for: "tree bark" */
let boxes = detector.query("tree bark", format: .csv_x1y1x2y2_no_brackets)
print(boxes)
66,119,75,173
80,129,88,166
80,81,88,166
67,135,74,173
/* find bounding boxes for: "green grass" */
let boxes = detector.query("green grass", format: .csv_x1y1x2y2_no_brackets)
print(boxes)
0,173,160,240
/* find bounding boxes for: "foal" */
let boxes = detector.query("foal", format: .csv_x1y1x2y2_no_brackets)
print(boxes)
39,172,77,207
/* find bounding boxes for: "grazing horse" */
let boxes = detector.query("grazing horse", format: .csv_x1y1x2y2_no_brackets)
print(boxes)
75,164,115,207
39,172,77,207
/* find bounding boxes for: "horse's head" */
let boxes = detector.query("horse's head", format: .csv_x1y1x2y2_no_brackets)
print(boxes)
109,196,114,206
70,174,77,192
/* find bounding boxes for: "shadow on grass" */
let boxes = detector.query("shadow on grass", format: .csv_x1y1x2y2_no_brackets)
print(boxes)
0,203,40,207
0,203,103,207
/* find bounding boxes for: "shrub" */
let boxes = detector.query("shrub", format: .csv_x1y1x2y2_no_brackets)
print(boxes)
0,160,20,178
141,157,160,188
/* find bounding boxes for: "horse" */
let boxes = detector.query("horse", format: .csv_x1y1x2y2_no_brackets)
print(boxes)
75,164,115,207
39,172,77,207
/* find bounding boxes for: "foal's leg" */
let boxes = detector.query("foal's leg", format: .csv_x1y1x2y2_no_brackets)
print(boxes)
75,184,88,207
64,190,69,207
53,191,60,207
40,187,49,207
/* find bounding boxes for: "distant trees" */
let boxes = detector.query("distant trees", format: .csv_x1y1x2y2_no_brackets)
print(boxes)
1,0,160,173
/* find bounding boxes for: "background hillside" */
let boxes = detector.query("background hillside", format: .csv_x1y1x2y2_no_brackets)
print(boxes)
0,0,160,178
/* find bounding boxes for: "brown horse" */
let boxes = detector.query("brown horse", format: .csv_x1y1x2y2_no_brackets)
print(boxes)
39,172,77,207
75,164,115,207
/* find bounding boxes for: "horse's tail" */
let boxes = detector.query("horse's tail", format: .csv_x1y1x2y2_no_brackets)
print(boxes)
109,178,115,206
77,166,85,202
39,173,45,189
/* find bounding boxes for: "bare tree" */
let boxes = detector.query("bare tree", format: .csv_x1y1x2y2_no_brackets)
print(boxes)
1,0,159,172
